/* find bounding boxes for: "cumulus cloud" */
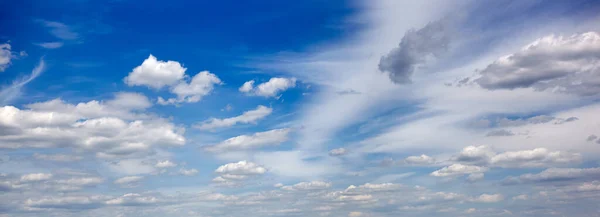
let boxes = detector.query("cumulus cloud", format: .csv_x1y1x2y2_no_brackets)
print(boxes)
503,167,600,184
403,154,436,165
329,148,348,156
239,77,297,98
379,21,450,84
159,71,222,104
25,195,107,210
105,193,160,206
431,164,488,177
473,32,600,96
203,128,291,152
155,160,177,168
490,148,581,168
213,161,267,186
124,55,186,89
0,96,185,158
452,145,495,164
195,105,272,130
124,55,221,105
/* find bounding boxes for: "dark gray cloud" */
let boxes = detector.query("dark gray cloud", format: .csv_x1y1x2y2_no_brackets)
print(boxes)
379,21,450,84
474,32,600,96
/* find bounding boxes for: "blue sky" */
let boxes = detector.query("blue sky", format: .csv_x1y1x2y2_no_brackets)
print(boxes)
1,0,600,216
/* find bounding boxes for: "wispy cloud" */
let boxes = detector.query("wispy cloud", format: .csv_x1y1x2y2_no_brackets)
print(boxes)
0,58,46,105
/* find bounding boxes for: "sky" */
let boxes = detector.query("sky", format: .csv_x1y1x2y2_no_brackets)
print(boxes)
1,0,600,216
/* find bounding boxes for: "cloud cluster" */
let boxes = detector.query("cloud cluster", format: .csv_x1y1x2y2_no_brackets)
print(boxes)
0,94,185,158
239,77,297,98
124,55,222,105
213,161,267,186
473,32,600,96
0,43,12,72
451,146,581,168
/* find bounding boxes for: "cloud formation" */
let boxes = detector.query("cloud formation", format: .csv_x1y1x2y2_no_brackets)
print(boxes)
195,105,272,130
239,77,297,97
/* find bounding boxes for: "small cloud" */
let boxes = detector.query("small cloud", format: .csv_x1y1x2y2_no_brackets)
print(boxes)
34,42,63,49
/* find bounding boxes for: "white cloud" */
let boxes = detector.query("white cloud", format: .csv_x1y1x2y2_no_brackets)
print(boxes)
20,173,53,182
215,161,267,175
0,59,46,105
281,181,332,191
490,148,581,168
204,128,290,152
467,173,484,182
155,160,177,168
179,168,198,176
473,32,600,96
239,77,297,97
160,71,222,104
54,177,103,186
403,154,435,165
34,42,64,49
114,176,143,187
0,43,12,72
504,167,600,184
195,105,272,130
124,55,186,89
213,161,266,186
452,145,495,163
105,193,159,206
0,97,185,158
329,148,347,156
431,164,488,177
470,194,504,203
345,183,403,192
106,92,152,110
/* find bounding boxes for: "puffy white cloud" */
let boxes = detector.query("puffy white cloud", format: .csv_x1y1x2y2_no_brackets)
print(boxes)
403,154,435,165
504,167,600,184
204,128,290,152
155,160,177,168
215,161,267,175
0,97,185,158
34,42,63,49
33,153,83,162
328,148,347,156
0,43,12,72
195,105,272,130
179,168,198,176
159,71,222,104
213,161,266,186
239,77,297,98
20,173,53,182
431,164,488,177
281,181,332,191
452,145,495,163
473,32,600,96
114,176,143,187
106,92,152,111
470,194,504,203
490,148,581,168
124,55,186,89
